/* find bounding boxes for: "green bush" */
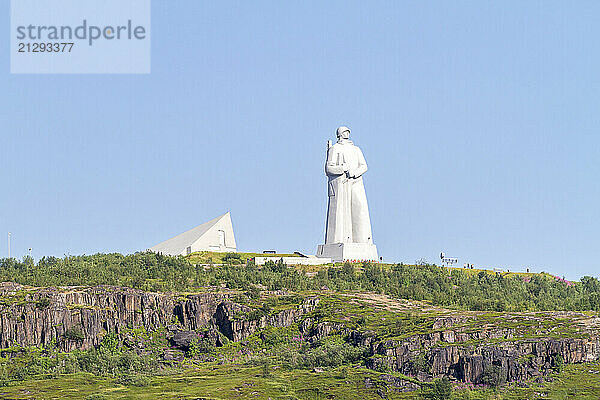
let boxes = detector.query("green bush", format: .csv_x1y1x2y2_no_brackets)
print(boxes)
187,338,216,357
245,285,261,300
551,353,564,373
64,326,85,341
115,374,150,387
265,259,286,273
36,296,51,309
98,333,119,354
0,340,162,387
247,309,266,321
420,377,453,400
85,394,109,400
0,252,599,313
261,362,272,378
222,253,242,264
297,337,366,369
481,364,505,388
413,351,432,373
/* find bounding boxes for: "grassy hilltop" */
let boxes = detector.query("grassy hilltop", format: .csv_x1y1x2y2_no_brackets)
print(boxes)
0,251,597,312
0,252,597,399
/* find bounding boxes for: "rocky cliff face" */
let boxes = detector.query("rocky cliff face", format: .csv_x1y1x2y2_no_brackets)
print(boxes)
0,283,317,352
0,282,598,386
347,314,600,384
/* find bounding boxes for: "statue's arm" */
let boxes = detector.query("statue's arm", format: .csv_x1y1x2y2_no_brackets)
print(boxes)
325,148,347,176
349,147,368,178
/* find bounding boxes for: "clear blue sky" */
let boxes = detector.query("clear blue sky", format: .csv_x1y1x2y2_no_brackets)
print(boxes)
1,1,599,280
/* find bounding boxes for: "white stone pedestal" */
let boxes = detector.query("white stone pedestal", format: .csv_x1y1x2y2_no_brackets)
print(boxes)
316,242,379,263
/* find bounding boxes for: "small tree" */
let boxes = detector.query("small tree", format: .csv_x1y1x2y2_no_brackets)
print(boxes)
36,296,51,309
420,377,453,400
261,362,272,378
245,285,261,300
413,351,432,374
481,364,505,388
99,333,119,354
342,262,354,276
187,338,216,358
551,353,564,373
222,252,242,264
64,325,85,342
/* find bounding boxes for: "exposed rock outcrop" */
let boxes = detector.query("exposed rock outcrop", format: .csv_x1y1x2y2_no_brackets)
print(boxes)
0,284,317,352
356,316,600,384
0,282,598,387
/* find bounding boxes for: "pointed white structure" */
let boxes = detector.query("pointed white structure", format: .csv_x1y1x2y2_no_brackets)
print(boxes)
149,212,237,256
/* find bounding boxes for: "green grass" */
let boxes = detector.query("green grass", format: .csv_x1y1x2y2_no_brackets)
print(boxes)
302,295,591,346
3,362,600,400
0,292,597,399
187,251,299,265
0,365,417,400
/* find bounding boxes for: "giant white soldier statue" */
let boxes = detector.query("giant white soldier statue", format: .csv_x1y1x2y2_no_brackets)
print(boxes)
317,126,378,262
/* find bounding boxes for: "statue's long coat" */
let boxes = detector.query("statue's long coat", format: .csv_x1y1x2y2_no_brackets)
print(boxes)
324,140,373,244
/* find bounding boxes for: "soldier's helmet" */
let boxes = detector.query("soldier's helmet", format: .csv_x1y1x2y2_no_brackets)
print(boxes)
336,126,350,138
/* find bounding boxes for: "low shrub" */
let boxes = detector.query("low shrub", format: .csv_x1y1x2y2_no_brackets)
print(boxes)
64,326,85,341
85,394,109,400
115,374,150,387
420,377,453,400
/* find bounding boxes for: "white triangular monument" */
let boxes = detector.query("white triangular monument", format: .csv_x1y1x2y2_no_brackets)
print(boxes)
149,212,237,256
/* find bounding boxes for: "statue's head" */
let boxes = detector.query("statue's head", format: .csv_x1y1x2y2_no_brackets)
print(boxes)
336,126,350,140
